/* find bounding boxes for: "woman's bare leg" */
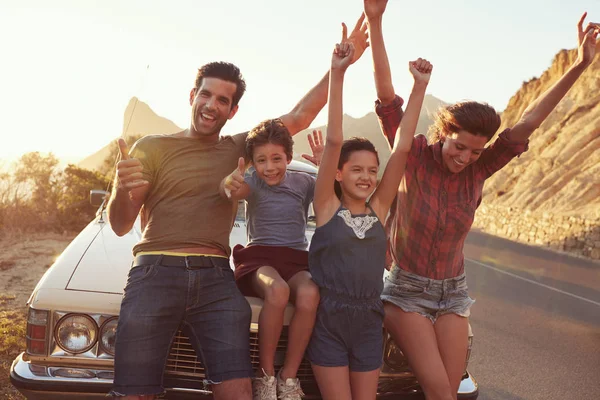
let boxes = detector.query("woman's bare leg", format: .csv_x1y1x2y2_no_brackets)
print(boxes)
433,313,469,398
383,303,454,400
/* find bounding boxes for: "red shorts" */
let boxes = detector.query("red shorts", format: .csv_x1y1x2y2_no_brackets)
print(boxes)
233,244,309,297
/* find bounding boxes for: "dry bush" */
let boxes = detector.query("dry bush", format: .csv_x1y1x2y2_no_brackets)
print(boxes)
0,152,111,236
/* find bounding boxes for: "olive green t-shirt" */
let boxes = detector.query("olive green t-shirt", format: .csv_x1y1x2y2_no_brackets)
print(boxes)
130,132,247,256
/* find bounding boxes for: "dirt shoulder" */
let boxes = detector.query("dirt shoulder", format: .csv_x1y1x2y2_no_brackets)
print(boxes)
0,232,74,399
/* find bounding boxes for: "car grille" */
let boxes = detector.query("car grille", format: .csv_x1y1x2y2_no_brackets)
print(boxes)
164,327,316,388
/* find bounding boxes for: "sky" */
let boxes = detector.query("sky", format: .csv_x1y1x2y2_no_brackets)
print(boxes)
1,0,599,165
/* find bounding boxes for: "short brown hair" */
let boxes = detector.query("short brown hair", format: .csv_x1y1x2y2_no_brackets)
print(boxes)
429,101,501,142
195,62,246,108
246,119,294,162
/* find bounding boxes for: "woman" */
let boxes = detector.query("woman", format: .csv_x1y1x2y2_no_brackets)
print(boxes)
365,2,599,399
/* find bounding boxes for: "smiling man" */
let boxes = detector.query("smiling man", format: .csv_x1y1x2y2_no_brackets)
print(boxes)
105,15,369,400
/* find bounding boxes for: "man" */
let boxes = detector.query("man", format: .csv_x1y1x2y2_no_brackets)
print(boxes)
106,16,369,400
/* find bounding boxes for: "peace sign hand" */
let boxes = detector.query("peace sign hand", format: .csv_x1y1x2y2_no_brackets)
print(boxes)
345,13,370,65
115,138,149,192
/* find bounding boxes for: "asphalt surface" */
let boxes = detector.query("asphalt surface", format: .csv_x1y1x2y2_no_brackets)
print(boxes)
463,229,600,400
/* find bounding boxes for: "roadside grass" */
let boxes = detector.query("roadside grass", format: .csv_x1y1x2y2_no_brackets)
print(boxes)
0,309,26,399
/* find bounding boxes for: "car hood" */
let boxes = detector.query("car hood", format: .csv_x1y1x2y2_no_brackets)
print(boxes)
63,218,301,295
64,217,141,294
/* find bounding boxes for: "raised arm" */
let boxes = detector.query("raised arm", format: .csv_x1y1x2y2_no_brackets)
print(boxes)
313,42,355,226
364,0,395,105
371,59,432,221
508,13,599,143
107,139,150,236
280,14,370,135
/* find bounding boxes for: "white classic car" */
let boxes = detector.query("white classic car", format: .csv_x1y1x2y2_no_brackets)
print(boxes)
10,160,479,399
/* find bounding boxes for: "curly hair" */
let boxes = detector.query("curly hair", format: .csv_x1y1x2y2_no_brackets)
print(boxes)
246,119,294,162
429,101,501,142
195,62,246,107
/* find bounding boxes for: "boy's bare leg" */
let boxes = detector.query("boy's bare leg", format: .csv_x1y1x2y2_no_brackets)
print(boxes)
252,266,290,376
280,271,319,379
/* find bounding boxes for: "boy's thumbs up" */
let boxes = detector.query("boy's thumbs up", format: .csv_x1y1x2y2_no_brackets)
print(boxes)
237,157,246,174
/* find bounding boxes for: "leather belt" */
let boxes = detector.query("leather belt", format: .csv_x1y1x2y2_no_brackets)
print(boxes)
133,254,229,269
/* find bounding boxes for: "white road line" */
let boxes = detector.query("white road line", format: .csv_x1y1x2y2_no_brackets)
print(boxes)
465,257,600,308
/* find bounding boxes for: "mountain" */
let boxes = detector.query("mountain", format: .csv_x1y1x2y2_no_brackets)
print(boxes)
481,49,600,218
78,95,447,172
77,97,183,171
292,94,448,166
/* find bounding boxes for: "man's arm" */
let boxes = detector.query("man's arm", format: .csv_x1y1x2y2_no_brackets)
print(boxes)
107,139,150,236
280,14,370,135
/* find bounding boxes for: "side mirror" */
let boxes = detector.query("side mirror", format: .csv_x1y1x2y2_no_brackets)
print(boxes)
90,190,109,208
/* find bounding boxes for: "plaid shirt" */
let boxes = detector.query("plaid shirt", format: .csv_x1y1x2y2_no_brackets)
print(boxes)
376,95,529,279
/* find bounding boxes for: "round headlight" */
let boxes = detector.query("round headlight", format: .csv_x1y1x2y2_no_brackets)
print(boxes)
99,317,118,356
55,314,97,354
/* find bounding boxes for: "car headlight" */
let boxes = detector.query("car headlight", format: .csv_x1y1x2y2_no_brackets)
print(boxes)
55,314,98,354
99,317,118,356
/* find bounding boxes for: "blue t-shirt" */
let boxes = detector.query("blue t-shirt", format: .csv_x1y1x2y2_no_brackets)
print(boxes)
244,169,315,250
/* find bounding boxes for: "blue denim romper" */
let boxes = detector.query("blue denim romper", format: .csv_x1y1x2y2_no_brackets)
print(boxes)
306,205,386,372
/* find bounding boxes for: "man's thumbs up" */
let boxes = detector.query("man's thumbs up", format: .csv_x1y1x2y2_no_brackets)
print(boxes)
115,138,149,192
118,138,131,161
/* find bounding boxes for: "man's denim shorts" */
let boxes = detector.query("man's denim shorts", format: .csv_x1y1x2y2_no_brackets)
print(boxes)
381,267,475,323
108,255,253,397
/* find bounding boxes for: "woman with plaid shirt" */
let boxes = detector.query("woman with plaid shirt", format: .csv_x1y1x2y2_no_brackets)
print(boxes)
365,1,599,399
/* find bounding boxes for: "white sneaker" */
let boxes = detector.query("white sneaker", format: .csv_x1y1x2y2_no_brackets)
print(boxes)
276,370,305,400
253,369,277,400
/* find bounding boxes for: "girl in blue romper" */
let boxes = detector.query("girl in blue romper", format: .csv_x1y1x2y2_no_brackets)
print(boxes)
306,38,433,398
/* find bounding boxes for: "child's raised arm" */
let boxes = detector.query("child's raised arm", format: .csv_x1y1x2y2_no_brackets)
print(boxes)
370,59,432,221
313,39,355,227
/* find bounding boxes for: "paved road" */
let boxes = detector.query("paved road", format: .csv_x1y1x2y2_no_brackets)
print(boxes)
463,230,600,400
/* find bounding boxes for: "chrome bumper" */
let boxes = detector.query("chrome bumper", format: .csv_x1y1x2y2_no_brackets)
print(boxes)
11,352,478,399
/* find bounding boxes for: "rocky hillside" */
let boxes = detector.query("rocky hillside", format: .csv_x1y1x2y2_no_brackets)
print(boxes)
78,97,183,171
482,49,600,218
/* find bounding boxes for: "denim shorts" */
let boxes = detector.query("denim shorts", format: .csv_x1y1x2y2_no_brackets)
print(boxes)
306,289,384,372
381,267,475,323
109,256,253,397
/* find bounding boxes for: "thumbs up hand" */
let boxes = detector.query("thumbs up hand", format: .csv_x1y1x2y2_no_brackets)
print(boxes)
223,157,246,199
115,138,149,192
